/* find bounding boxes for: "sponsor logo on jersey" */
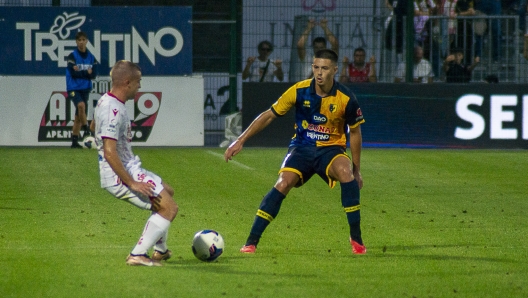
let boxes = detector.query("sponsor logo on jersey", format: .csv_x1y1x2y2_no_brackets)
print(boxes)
38,86,162,143
306,131,330,140
307,124,334,134
312,114,327,124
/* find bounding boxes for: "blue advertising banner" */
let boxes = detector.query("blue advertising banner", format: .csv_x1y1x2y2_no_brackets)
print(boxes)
0,6,192,76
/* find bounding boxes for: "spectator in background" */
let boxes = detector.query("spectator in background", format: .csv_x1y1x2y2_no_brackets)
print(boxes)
414,0,437,47
385,0,409,55
439,0,458,58
518,0,527,34
454,0,476,64
242,40,284,82
484,74,499,83
339,47,377,83
394,46,435,83
444,48,480,82
296,18,339,80
475,0,502,62
66,31,98,149
524,33,528,60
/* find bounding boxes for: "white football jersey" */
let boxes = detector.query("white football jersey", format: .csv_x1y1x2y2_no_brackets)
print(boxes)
94,92,135,188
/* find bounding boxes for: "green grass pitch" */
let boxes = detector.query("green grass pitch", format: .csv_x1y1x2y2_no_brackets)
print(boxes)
1,147,527,297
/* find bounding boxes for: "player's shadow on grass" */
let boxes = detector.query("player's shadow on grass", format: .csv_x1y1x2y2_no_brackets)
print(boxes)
373,244,520,263
163,256,318,278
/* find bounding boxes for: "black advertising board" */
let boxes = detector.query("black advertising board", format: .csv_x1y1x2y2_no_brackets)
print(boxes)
242,82,528,149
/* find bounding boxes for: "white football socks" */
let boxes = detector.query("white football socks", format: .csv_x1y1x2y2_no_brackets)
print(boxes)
131,213,170,256
154,229,169,253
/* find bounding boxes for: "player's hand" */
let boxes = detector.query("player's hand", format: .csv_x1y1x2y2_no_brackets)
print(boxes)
354,170,363,189
273,59,282,68
150,196,162,212
474,56,480,63
445,54,455,62
224,140,242,162
247,56,256,64
73,65,80,71
87,67,92,74
342,56,350,64
369,56,376,64
129,181,155,198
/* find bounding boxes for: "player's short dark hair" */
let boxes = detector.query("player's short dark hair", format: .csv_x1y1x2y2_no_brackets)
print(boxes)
314,49,338,63
75,31,88,40
312,37,327,47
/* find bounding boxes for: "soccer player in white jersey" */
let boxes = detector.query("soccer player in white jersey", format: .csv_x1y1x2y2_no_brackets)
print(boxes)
90,60,178,266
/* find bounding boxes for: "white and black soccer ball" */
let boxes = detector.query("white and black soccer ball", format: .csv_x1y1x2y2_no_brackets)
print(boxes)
192,230,224,262
82,136,95,149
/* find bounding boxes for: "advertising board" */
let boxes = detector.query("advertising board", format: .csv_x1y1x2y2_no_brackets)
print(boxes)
242,83,528,149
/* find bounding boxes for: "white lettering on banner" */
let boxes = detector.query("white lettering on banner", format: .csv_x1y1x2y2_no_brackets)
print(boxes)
455,95,485,140
16,18,184,68
524,96,528,140
455,94,528,140
16,22,39,61
490,96,517,139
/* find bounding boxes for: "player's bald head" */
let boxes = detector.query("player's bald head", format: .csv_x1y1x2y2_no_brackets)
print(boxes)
110,60,141,86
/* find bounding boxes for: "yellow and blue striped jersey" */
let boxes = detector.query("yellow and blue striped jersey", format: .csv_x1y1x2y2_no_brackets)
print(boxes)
271,79,364,148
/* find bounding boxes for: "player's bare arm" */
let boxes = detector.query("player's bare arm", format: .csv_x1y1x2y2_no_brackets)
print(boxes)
349,125,363,189
103,138,155,197
224,109,277,162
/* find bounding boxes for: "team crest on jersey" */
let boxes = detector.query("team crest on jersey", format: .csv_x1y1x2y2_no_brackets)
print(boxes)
329,104,338,113
303,100,310,107
38,89,162,143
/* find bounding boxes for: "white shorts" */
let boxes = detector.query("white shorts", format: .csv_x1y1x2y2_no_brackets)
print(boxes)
105,169,164,210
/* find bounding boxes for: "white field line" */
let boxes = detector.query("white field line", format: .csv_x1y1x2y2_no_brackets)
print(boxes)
206,150,254,170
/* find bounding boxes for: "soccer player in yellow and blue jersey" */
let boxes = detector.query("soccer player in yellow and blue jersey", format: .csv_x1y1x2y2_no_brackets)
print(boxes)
224,49,367,255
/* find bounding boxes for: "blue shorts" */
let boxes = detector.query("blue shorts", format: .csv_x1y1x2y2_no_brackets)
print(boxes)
67,89,91,116
279,146,350,188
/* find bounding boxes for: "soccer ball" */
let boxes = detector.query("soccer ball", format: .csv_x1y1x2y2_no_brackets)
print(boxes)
192,230,224,262
82,136,95,149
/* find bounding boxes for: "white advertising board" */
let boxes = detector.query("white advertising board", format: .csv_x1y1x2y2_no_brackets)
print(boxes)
0,76,204,146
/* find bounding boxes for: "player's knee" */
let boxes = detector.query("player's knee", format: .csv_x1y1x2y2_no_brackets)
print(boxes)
161,190,178,221
77,102,86,112
333,168,354,183
274,180,294,195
